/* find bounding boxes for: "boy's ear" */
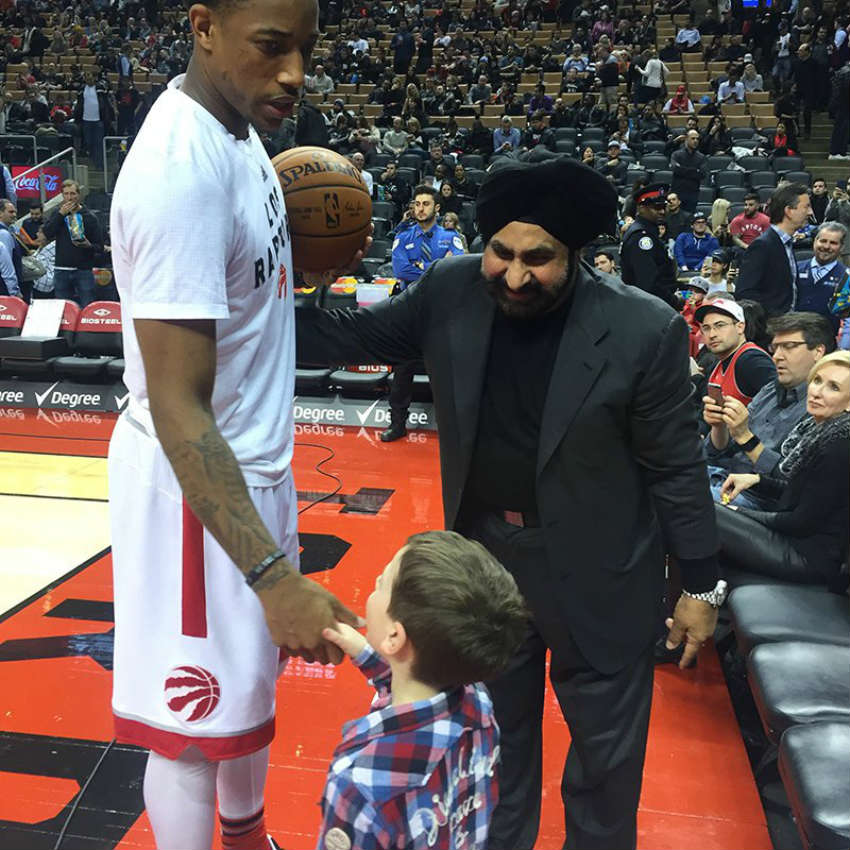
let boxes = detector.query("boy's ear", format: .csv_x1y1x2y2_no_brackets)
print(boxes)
379,619,409,658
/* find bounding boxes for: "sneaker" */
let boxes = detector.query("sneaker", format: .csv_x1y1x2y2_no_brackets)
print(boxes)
268,835,282,850
828,153,850,160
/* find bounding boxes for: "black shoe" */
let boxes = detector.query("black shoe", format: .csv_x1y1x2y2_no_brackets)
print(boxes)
653,637,697,668
379,423,407,442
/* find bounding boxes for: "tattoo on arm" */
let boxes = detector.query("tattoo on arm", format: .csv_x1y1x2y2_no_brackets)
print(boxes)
163,424,293,591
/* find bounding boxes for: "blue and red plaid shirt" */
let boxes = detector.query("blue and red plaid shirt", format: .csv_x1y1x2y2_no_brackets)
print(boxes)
317,645,500,849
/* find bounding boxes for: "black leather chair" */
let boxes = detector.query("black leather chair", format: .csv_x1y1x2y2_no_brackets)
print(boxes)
747,642,850,745
779,722,850,850
295,367,333,395
330,367,389,397
728,585,850,657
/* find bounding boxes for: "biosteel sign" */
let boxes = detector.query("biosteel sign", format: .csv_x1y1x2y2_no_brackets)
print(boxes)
11,165,64,200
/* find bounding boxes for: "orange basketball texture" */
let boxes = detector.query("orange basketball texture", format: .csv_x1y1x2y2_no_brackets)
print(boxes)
271,147,372,273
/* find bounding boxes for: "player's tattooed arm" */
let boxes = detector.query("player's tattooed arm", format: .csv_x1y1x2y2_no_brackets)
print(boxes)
135,317,361,659
133,317,293,587
165,425,295,592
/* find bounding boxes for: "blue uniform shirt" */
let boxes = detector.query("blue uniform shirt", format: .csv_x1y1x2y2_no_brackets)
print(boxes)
391,222,465,286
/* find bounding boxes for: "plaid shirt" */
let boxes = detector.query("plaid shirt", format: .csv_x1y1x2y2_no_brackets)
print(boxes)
317,646,500,850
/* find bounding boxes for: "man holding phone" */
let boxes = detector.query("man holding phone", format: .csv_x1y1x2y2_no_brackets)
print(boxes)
697,299,776,408
42,178,104,307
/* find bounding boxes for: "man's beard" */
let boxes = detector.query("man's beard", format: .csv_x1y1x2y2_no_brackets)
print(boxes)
481,254,575,320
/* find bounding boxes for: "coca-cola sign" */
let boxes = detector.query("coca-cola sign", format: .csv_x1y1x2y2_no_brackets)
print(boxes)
11,166,64,199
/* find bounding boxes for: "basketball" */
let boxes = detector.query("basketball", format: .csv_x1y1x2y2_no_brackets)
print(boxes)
271,146,372,273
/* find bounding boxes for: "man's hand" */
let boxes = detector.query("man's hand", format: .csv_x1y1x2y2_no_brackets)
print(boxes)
255,571,363,665
664,595,718,669
59,200,78,216
298,225,373,288
702,395,725,426
322,621,368,658
721,396,750,441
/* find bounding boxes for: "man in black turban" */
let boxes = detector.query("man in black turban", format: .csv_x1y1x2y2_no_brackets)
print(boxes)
296,158,723,850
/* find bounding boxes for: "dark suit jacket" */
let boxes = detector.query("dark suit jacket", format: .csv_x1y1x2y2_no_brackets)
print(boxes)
297,256,718,673
735,227,795,316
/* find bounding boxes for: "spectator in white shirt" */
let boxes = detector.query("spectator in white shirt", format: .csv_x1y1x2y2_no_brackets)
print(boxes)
742,63,764,92
30,228,56,299
349,152,374,197
676,18,702,53
305,64,335,96
638,48,669,102
718,70,745,103
348,35,369,54
383,116,409,156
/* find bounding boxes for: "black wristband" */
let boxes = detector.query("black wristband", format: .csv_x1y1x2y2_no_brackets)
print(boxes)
245,549,287,588
737,434,760,452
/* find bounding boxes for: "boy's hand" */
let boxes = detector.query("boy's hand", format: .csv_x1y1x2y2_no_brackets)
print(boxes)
323,622,368,659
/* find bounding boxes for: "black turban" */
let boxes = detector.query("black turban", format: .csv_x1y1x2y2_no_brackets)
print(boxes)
475,158,619,249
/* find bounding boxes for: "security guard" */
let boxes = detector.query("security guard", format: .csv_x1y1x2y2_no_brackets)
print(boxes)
383,183,465,442
620,183,679,307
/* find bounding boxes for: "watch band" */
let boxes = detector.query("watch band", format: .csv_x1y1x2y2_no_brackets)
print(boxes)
245,549,287,588
682,580,728,608
737,434,760,452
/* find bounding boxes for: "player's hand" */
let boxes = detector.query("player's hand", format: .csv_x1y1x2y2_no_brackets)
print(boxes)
322,622,368,658
298,224,374,288
664,595,717,669
702,396,725,426
721,397,750,440
255,571,364,665
720,472,760,501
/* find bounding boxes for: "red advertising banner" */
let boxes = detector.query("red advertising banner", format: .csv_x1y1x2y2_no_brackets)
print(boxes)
11,165,64,200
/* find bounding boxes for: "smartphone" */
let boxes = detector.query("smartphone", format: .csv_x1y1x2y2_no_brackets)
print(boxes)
707,384,724,406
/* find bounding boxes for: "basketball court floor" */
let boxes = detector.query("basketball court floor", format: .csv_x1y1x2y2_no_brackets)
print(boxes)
0,411,773,849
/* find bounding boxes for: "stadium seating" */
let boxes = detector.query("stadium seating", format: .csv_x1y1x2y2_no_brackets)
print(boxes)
728,585,850,658
53,301,123,380
779,723,850,850
746,642,850,745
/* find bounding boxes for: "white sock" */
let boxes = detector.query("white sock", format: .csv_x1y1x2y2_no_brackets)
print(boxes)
143,748,218,850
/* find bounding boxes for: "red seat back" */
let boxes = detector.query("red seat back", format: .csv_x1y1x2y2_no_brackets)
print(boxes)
73,301,123,356
0,296,28,338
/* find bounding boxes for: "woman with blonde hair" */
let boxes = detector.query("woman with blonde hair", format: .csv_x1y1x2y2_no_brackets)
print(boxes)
710,197,737,251
716,351,850,584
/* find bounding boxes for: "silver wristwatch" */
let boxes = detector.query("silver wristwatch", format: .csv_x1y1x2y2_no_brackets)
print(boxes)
681,580,728,608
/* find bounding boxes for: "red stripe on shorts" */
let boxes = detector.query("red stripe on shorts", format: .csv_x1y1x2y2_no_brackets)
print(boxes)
182,499,208,638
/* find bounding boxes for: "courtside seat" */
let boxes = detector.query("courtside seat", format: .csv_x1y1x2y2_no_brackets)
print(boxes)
728,585,850,657
779,722,850,850
331,365,389,397
0,300,78,379
388,370,432,402
0,296,27,338
54,301,122,381
747,642,850,745
295,367,333,395
106,358,125,381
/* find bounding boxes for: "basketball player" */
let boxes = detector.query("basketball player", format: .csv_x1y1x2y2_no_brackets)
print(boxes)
108,0,363,848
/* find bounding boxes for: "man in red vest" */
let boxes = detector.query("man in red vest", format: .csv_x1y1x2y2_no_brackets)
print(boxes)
696,298,776,406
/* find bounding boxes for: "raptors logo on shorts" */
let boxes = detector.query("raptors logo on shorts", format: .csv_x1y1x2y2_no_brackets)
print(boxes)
164,665,221,723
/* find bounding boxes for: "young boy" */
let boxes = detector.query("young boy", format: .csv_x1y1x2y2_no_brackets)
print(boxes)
319,531,528,849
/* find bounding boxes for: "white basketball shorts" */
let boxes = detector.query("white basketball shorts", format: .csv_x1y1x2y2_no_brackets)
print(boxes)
108,411,299,761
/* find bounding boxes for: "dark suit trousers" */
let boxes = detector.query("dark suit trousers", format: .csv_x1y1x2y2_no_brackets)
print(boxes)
462,512,654,850
387,359,423,423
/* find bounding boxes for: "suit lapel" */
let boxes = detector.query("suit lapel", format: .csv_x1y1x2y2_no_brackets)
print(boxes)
537,270,609,477
450,282,495,460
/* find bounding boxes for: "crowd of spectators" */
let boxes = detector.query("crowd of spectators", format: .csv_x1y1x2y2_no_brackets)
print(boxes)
0,1,848,580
